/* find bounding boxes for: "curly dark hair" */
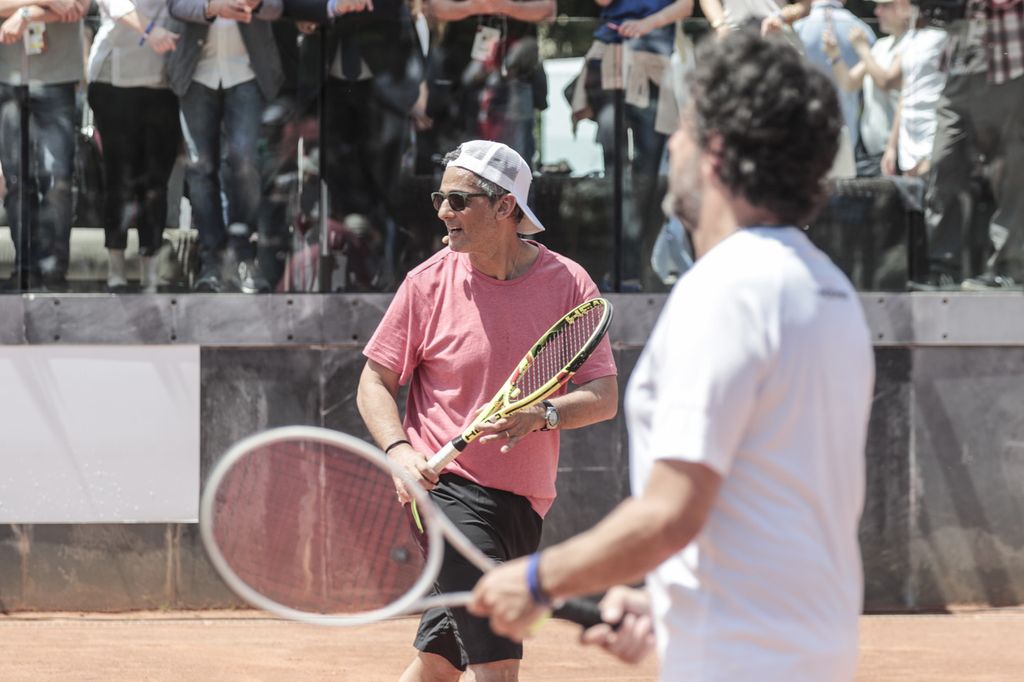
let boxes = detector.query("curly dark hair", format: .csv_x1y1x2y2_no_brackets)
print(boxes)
688,30,843,226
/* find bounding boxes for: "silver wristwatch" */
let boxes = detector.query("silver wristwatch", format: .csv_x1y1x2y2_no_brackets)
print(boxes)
540,400,559,431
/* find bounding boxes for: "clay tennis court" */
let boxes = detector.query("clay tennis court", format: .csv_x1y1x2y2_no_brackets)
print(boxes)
3,609,1023,680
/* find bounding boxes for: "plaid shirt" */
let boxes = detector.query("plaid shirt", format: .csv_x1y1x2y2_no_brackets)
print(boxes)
969,0,1024,83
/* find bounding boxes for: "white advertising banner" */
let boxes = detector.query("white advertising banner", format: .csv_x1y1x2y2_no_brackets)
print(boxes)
0,345,201,523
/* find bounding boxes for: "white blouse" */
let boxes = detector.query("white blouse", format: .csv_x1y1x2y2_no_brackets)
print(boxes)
88,0,171,88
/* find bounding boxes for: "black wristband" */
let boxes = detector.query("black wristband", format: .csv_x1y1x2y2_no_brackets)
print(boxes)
384,439,411,454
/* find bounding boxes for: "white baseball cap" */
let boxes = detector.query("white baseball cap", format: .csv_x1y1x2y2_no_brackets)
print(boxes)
446,140,545,235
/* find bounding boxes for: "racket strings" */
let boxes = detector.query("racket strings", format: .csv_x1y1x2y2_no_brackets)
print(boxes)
514,304,606,398
212,442,428,615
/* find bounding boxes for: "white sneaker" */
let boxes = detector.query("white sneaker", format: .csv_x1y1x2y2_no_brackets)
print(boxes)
141,255,160,293
107,249,128,291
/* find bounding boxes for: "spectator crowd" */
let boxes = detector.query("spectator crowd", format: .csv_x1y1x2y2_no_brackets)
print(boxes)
0,0,1018,292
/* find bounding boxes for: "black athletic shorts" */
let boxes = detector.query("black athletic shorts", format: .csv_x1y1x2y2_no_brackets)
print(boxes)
413,473,543,671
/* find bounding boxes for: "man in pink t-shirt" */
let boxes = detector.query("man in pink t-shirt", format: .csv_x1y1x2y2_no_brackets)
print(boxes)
356,140,618,682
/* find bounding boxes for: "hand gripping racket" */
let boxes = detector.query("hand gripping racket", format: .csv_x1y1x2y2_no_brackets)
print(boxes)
410,297,613,529
200,426,605,629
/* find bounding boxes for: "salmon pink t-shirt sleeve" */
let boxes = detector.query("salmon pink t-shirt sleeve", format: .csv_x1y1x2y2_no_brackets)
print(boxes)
362,243,617,517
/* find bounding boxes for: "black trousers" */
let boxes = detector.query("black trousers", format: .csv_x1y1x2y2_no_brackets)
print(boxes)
88,82,180,256
323,77,404,222
413,473,543,670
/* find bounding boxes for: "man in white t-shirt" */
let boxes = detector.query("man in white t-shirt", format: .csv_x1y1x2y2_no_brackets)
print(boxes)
469,32,876,682
881,1,946,177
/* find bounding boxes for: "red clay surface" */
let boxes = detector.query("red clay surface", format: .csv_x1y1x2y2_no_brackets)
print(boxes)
2,609,1023,680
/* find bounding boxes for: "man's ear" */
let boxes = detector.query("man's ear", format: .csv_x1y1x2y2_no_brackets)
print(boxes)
496,194,518,220
702,132,725,185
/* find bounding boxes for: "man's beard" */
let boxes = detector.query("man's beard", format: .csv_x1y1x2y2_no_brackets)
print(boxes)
661,191,679,222
662,167,701,227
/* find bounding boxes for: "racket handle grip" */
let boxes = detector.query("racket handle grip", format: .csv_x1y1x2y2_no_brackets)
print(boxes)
426,440,461,473
552,598,611,629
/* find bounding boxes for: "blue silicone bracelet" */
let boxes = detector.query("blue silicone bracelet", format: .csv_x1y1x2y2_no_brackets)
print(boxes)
526,552,551,605
138,19,156,46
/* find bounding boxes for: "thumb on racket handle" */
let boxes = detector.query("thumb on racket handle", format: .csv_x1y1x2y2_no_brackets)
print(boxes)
552,598,621,630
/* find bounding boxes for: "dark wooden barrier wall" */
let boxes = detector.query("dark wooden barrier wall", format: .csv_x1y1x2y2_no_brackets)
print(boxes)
2,293,1024,613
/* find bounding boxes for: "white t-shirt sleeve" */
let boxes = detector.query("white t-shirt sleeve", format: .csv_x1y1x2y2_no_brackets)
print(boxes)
99,0,137,20
645,276,772,476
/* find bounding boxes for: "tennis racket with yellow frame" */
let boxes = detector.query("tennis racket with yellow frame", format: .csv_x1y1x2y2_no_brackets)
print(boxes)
425,297,613,472
409,298,613,529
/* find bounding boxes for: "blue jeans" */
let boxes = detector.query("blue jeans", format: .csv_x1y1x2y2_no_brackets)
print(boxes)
595,89,666,179
178,79,264,269
0,82,76,279
595,87,667,283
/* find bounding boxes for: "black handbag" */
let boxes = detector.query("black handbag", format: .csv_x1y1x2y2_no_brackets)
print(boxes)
72,123,104,229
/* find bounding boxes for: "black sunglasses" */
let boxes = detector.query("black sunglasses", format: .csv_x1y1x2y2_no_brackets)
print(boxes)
431,191,490,212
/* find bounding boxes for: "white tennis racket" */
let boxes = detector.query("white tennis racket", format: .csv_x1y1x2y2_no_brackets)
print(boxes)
200,426,604,628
